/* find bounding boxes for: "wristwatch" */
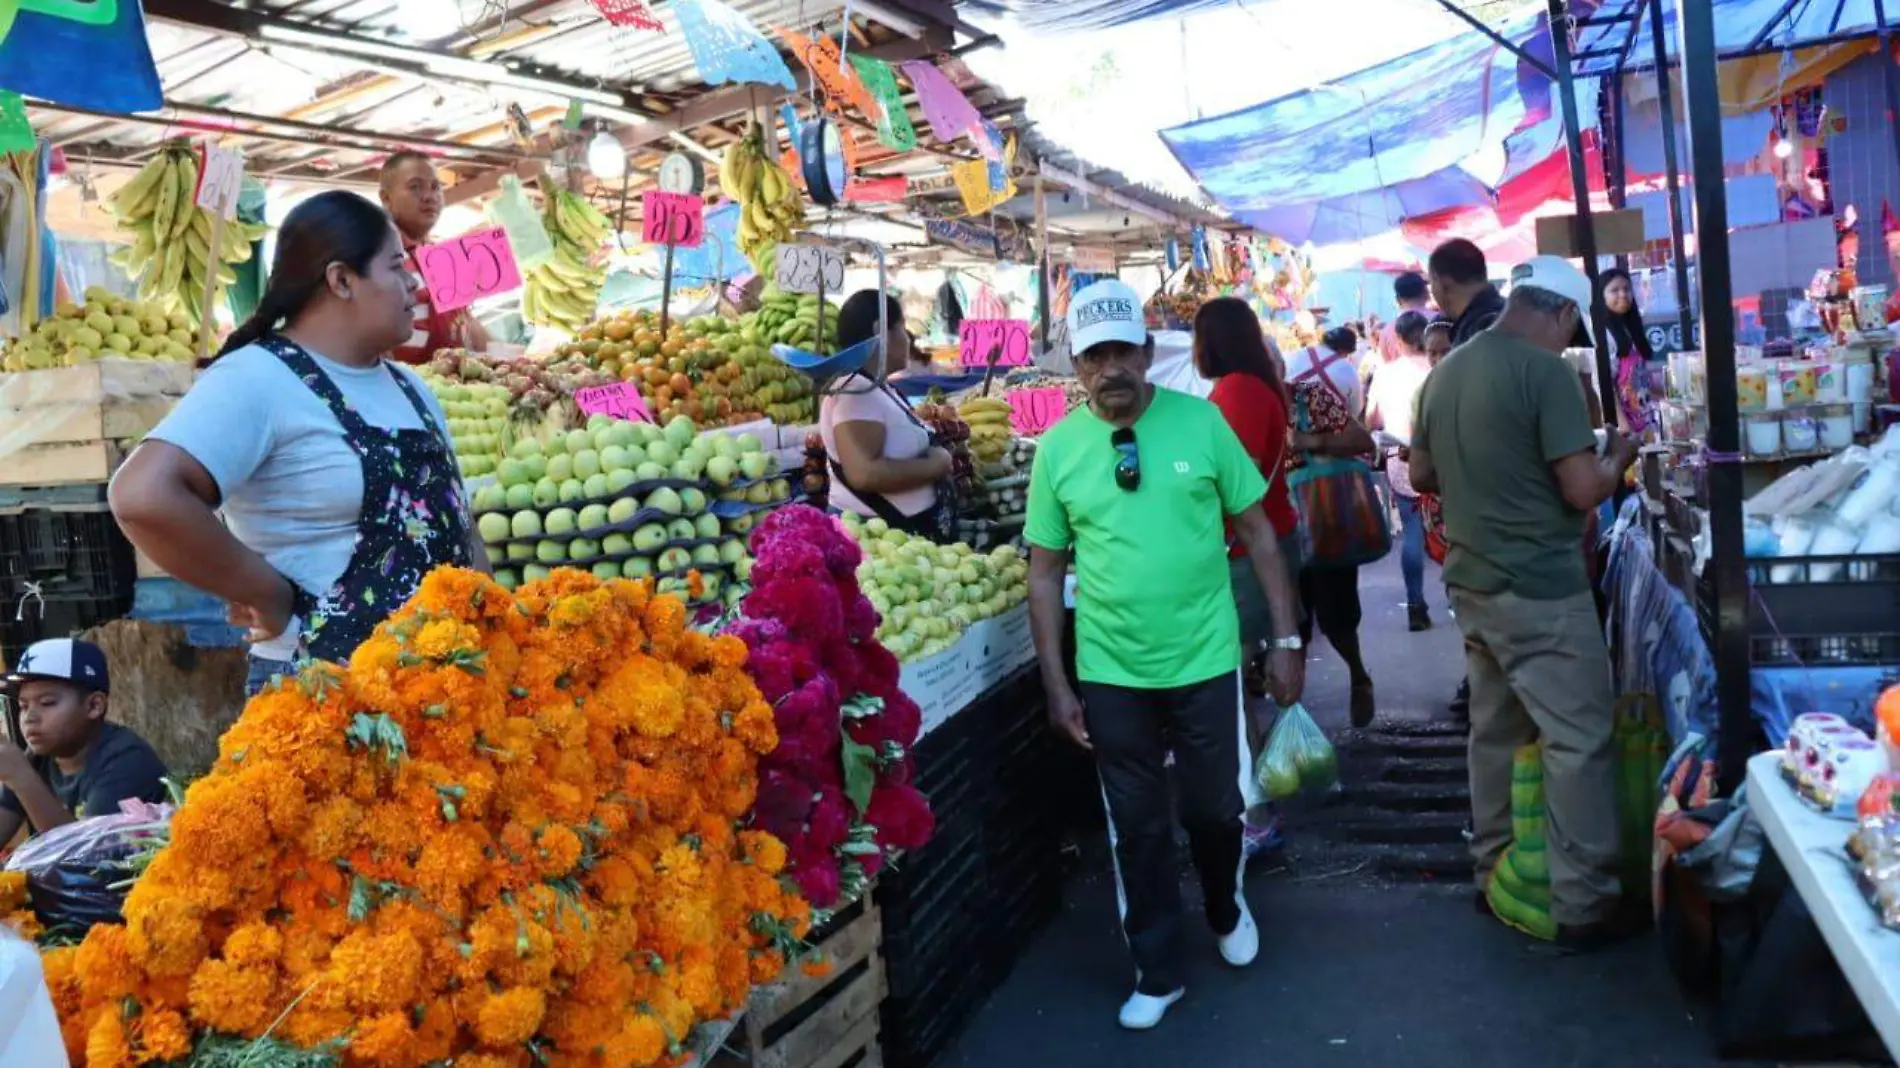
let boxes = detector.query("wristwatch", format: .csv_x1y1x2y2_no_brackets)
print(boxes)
1269,635,1303,651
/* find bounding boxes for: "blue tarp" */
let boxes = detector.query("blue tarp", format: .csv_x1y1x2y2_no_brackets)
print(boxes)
1158,8,1596,246
1575,0,1892,76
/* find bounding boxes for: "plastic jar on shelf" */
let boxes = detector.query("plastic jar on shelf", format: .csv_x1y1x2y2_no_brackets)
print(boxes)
1782,410,1820,453
1817,404,1856,450
1745,411,1783,457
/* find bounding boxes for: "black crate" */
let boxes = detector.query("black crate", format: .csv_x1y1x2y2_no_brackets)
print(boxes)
1697,553,1900,666
0,506,137,612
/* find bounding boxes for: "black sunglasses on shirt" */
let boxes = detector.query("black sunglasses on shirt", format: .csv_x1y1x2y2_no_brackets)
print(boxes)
1111,427,1140,492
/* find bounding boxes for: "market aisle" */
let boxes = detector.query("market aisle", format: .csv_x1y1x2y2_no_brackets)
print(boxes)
938,554,1723,1068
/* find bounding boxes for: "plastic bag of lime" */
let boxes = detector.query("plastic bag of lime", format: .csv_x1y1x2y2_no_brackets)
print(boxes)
1257,703,1339,800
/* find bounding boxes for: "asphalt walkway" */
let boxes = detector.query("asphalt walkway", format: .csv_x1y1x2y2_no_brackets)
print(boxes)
938,552,1730,1068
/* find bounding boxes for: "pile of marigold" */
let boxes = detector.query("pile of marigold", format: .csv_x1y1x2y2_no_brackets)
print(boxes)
41,567,809,1067
730,505,934,910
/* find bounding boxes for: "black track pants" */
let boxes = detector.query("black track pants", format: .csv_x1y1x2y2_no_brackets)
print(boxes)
1079,669,1252,994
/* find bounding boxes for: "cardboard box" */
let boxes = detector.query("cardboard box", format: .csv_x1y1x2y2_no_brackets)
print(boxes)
1535,208,1648,258
903,603,1037,737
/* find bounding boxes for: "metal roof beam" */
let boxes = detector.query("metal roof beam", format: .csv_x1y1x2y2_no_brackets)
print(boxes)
143,0,656,122
1426,0,1559,80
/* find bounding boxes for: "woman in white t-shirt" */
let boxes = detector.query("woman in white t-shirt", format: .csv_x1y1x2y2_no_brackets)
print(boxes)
820,291,952,539
1365,310,1437,631
110,191,485,694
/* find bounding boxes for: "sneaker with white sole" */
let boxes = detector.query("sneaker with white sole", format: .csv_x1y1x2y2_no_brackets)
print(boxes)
1118,988,1185,1030
1218,901,1259,967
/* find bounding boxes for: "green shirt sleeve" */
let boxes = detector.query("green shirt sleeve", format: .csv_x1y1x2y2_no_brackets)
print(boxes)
1534,355,1598,462
1024,434,1074,551
1211,414,1269,516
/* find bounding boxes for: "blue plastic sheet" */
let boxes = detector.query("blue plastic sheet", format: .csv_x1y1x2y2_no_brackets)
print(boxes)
0,2,162,114
670,200,744,285
1158,8,1596,245
1575,0,1893,76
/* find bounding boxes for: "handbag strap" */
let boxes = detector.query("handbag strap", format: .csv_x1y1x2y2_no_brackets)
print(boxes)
827,454,915,529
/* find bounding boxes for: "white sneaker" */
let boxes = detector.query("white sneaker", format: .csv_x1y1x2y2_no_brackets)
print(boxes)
1218,901,1259,967
1117,988,1184,1030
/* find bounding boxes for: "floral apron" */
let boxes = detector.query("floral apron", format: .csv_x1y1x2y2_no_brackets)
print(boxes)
261,335,471,665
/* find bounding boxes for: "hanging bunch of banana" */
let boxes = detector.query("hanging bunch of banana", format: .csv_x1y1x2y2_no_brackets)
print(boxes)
521,189,609,334
721,121,803,271
106,140,267,331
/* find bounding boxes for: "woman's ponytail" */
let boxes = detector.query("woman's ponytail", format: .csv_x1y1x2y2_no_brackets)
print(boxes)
206,191,392,364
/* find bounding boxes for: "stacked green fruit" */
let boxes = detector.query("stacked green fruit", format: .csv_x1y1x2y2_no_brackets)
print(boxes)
1,287,195,370
753,285,841,353
840,515,1028,663
417,371,512,478
107,141,269,331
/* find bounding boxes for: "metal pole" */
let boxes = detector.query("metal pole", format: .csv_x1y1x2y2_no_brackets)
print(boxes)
1650,0,1696,351
1607,78,1629,273
1035,171,1051,358
1548,0,1618,421
1674,0,1751,797
660,239,675,339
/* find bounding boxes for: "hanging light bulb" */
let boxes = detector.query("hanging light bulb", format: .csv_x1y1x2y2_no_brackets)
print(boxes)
587,129,626,180
1774,135,1795,159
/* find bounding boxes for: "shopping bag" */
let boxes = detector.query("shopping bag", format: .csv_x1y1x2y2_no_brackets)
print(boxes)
486,175,554,271
1419,492,1449,565
1255,702,1338,800
1287,455,1392,569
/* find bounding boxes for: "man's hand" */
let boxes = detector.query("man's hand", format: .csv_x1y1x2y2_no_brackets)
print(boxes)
1048,686,1091,750
1266,647,1305,706
228,576,295,644
1604,426,1640,471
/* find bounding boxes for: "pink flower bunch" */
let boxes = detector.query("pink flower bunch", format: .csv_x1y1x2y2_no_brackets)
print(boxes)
736,505,934,908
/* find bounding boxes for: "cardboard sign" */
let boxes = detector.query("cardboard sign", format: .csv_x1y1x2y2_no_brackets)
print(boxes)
1072,246,1116,273
194,142,245,219
774,241,845,296
642,191,704,247
415,227,524,314
958,319,1032,368
1008,387,1065,436
574,382,653,423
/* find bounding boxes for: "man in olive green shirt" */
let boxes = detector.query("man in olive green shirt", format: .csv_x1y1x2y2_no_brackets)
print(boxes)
1411,256,1639,952
1025,280,1303,1030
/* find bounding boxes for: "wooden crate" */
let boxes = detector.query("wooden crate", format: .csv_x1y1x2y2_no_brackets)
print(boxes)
714,899,885,1068
0,359,191,489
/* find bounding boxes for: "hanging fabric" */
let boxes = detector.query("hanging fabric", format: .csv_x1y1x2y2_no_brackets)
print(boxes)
849,55,918,152
588,0,665,31
226,177,270,325
900,60,984,146
776,27,879,119
675,0,795,89
0,2,162,113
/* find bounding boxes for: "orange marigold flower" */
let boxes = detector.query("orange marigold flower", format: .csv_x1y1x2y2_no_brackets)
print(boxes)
73,923,137,1001
187,959,275,1035
350,1010,418,1066
612,1014,668,1066
535,824,583,879
474,986,547,1048
739,831,789,876
85,1010,135,1068
133,1008,193,1063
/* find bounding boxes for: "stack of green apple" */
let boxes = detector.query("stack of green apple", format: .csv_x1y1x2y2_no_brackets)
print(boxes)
418,372,512,478
839,515,1030,662
469,414,750,607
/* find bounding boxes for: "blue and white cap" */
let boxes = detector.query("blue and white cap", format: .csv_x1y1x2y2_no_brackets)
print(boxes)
6,638,110,695
1067,279,1147,355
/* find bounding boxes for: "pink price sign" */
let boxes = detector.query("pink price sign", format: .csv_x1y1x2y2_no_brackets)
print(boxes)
414,227,523,314
1008,387,1066,436
573,383,653,424
642,191,705,248
958,319,1032,368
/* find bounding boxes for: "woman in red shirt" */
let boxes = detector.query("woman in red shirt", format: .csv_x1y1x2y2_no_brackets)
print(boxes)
1196,297,1302,857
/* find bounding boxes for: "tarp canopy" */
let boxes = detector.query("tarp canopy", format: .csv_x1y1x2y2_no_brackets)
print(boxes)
1574,0,1893,76
959,0,1221,33
1158,7,1596,245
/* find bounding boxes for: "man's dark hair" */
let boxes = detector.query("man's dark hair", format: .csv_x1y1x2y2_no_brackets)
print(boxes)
1321,326,1358,354
1393,271,1428,303
1427,239,1487,286
1394,310,1431,352
380,150,435,188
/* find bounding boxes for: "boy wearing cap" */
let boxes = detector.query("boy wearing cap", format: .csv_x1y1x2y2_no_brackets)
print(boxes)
1410,255,1638,952
0,639,169,843
1025,279,1304,1030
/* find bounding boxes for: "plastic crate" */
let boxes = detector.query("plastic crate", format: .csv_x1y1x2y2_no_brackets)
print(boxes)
1697,553,1900,666
0,505,136,613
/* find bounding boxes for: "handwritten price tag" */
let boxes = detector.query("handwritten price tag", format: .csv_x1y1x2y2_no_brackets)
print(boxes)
959,319,1033,368
574,383,653,424
642,191,704,248
194,143,245,219
1071,246,1116,273
1008,387,1066,436
415,227,524,314
774,241,845,296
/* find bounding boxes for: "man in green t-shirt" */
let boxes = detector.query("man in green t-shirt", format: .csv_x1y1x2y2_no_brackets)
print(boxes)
1411,256,1639,953
1025,279,1303,1030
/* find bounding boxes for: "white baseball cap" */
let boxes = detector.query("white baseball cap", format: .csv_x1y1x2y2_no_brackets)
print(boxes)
1509,255,1595,338
1067,279,1147,355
